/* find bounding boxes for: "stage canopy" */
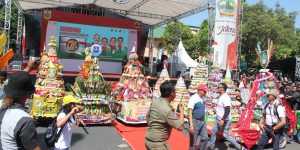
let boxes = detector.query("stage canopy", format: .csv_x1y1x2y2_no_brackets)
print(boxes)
15,0,207,26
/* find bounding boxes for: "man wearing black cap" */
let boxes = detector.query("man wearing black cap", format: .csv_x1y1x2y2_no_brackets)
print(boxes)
0,60,41,150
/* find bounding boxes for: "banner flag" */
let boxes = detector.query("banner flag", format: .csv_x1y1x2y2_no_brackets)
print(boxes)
213,0,240,70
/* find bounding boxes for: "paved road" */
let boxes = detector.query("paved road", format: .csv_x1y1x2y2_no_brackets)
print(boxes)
36,123,299,150
36,124,130,150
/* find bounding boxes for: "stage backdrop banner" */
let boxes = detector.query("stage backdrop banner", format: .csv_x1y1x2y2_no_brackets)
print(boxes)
46,21,131,62
213,0,239,70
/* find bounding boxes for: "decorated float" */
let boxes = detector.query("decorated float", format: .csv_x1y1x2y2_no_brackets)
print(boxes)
232,69,297,148
189,56,208,93
171,77,190,117
112,49,151,124
232,40,297,149
189,62,208,94
68,47,113,125
224,66,242,122
153,64,170,98
205,67,223,123
31,36,65,118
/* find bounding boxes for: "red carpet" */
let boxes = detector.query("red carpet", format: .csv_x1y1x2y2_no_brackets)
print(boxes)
113,121,189,150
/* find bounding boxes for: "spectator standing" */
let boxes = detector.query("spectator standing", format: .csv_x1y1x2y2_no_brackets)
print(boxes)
0,59,40,150
284,86,293,108
121,55,128,72
257,91,286,150
286,86,299,111
291,86,300,110
183,68,191,89
0,71,41,150
54,95,82,150
235,89,245,108
188,84,209,150
208,83,245,150
145,81,184,150
279,81,285,94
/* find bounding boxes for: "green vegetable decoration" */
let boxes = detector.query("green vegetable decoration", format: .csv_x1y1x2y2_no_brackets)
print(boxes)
71,52,114,124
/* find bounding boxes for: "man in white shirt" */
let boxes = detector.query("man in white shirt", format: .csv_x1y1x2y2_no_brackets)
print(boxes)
208,83,244,150
257,90,286,150
188,84,209,150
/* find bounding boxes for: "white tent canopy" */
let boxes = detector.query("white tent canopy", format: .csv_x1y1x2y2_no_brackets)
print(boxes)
168,40,199,76
15,0,207,26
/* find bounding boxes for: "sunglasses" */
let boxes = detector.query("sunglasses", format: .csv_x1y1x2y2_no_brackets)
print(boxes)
218,86,223,89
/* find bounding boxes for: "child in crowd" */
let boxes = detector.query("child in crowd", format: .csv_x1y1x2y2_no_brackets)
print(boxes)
54,95,83,150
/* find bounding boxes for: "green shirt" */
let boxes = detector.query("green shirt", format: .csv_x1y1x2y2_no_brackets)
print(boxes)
145,98,183,142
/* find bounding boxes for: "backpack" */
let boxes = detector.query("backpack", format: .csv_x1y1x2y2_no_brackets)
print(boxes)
264,102,290,130
44,110,67,147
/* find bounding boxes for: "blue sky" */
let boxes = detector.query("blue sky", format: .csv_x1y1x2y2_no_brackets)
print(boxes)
180,0,300,28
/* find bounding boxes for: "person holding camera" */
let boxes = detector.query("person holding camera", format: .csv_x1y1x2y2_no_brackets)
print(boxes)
145,81,184,150
54,95,83,150
257,90,286,150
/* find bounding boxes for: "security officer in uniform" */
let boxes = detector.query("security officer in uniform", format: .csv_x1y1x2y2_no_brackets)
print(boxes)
145,81,184,150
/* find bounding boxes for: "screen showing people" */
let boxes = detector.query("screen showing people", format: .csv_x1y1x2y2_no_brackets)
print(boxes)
90,34,127,60
55,22,130,62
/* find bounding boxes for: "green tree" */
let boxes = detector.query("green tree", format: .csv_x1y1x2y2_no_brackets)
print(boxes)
186,20,209,58
161,22,193,54
240,1,299,67
295,28,300,56
161,21,209,59
0,4,19,50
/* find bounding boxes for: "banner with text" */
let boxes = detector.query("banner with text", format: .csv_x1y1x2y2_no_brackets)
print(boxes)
213,0,239,70
46,21,133,62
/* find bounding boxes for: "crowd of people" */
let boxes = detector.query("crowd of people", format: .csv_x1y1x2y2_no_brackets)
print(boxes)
145,73,300,150
146,81,250,150
279,81,300,111
0,60,83,150
0,60,299,150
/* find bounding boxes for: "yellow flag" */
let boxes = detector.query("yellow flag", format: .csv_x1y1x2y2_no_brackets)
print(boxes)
0,33,7,54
